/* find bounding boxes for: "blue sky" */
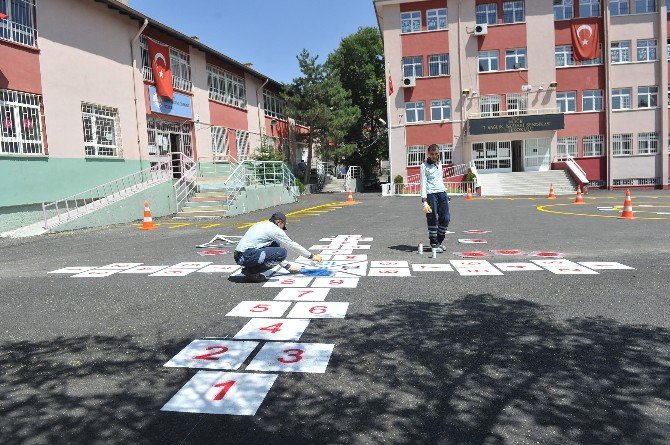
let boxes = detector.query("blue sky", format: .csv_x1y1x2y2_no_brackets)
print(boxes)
129,0,379,83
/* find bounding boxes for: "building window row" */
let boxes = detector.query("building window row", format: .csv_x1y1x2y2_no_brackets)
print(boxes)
140,36,193,93
207,65,247,108
401,8,447,33
478,48,527,72
0,88,43,155
556,89,604,113
402,54,450,78
611,86,658,110
612,132,659,156
263,90,285,120
476,2,525,25
610,0,658,16
475,93,528,117
405,99,452,123
0,0,36,47
558,135,606,157
555,44,603,67
406,144,453,167
611,39,657,63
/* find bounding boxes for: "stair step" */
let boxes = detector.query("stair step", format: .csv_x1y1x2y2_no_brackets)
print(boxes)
176,209,228,217
190,195,229,202
181,204,227,211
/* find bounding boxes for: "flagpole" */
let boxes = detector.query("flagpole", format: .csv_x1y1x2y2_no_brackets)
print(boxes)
386,64,393,188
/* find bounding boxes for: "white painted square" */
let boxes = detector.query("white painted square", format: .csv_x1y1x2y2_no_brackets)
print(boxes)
451,260,490,268
350,245,371,250
286,302,349,319
320,237,335,242
329,271,364,278
368,268,412,277
490,250,526,256
578,262,635,270
273,288,330,301
455,267,504,276
48,266,96,274
358,237,373,242
320,249,354,255
531,259,580,268
197,264,241,273
171,262,212,269
454,252,492,259
464,230,491,234
311,277,359,288
543,266,599,275
120,265,169,274
246,342,335,374
494,263,544,272
71,269,119,278
97,263,144,270
149,268,197,277
226,301,292,318
263,277,314,288
412,264,454,272
309,245,339,250
233,318,310,341
370,261,409,268
164,339,259,370
332,254,367,261
161,371,277,416
334,262,368,276
458,239,488,244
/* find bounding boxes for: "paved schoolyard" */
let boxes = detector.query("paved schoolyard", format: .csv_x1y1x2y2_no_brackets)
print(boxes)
1,190,669,445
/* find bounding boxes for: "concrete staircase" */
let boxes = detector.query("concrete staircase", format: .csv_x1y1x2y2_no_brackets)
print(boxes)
477,170,577,196
175,162,235,219
321,175,346,193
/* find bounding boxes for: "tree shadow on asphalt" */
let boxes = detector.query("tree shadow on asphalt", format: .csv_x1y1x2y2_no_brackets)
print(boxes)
1,296,669,445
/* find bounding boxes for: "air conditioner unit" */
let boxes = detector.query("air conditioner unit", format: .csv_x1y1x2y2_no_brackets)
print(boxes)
473,23,488,36
402,76,416,88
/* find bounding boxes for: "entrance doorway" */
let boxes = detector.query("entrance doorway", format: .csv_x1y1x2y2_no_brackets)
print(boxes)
147,117,193,179
512,140,524,172
170,133,181,179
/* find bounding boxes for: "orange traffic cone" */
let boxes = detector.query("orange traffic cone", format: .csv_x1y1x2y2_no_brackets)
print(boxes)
548,183,556,199
345,190,355,204
573,185,585,204
465,185,474,201
139,200,158,230
618,188,636,220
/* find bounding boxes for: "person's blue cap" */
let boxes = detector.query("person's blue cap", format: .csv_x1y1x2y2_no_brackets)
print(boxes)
270,212,288,230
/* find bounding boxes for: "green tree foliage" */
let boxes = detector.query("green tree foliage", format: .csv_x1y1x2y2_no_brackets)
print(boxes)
253,136,284,162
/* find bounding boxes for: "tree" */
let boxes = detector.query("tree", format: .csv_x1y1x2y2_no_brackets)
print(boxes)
252,136,283,162
326,27,387,175
283,50,360,184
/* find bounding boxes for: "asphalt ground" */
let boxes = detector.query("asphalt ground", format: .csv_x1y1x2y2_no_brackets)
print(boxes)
1,190,670,445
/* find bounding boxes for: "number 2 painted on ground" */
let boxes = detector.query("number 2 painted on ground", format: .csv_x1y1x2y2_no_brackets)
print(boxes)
329,280,344,285
193,346,229,361
259,323,283,334
278,348,304,364
213,381,235,400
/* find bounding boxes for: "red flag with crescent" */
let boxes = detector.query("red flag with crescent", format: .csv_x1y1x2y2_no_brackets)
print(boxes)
571,19,600,61
388,73,394,96
147,39,174,99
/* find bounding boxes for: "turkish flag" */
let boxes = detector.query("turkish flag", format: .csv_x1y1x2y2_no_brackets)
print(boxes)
147,39,174,99
388,73,394,96
0,13,7,19
571,19,600,61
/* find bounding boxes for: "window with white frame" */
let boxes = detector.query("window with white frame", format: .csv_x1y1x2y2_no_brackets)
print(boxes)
207,65,247,108
506,93,528,115
638,132,658,154
635,0,656,13
263,90,285,119
583,135,604,156
401,11,421,33
430,99,451,121
406,145,426,166
476,3,498,24
612,133,633,155
582,89,604,111
479,95,502,116
610,0,630,15
611,41,631,63
439,144,453,164
558,137,578,157
554,0,574,20
211,126,229,157
581,44,603,65
505,48,527,70
502,1,524,23
406,101,425,123
612,88,632,109
140,36,192,92
235,130,249,160
579,0,601,16
556,45,576,67
427,8,447,30
0,89,43,155
557,91,577,113
402,56,424,78
479,50,499,72
0,0,36,47
638,86,658,108
428,54,449,76
81,103,121,157
667,38,670,60
637,39,657,62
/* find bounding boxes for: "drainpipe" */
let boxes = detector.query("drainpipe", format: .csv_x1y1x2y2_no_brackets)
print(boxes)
603,3,612,189
131,18,149,171
256,78,270,154
457,0,466,164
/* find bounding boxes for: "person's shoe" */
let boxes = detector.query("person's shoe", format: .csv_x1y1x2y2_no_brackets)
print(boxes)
431,246,444,253
241,268,268,283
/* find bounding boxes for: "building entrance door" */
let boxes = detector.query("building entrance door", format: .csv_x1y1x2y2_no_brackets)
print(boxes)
512,140,524,172
523,138,551,171
147,117,193,178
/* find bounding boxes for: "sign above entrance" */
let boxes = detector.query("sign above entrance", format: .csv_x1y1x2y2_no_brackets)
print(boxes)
468,114,564,136
149,86,192,119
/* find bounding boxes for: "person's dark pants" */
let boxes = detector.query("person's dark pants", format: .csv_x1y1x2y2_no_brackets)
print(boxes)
425,191,450,247
235,241,288,274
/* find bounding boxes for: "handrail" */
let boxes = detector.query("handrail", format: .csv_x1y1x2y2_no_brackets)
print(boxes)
174,153,198,211
554,154,588,184
468,108,561,119
223,160,297,211
391,181,476,196
406,162,471,184
344,165,363,192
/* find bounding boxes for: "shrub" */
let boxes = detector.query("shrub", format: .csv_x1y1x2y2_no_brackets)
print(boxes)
464,171,477,183
393,174,404,184
294,177,306,194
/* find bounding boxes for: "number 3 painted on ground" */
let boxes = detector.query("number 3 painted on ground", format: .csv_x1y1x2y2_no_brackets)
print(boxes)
278,348,304,363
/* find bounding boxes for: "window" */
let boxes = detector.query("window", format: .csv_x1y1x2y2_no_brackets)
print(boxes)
612,133,633,155
211,126,229,157
406,145,426,166
207,65,247,108
476,3,498,25
427,8,447,30
506,93,528,115
81,103,121,157
610,0,630,15
583,135,604,156
637,39,657,62
554,0,574,20
0,0,36,47
401,11,421,33
667,38,670,60
557,91,577,112
140,36,192,92
556,45,576,67
582,89,604,111
503,1,525,23
0,89,43,155
439,144,453,164
612,88,632,109
263,90,285,119
638,132,658,154
235,130,250,160
638,86,658,108
558,137,578,157
406,101,425,123
402,56,424,78
635,0,656,13
505,48,527,70
579,0,601,16
581,44,603,65
611,41,631,63
428,54,449,76
479,50,499,72
430,100,451,121
480,95,502,117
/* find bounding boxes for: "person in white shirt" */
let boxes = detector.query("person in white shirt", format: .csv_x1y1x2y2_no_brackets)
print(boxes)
234,212,322,282
420,144,450,252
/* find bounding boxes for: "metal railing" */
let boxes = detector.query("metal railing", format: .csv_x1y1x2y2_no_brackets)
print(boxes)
344,165,363,192
224,161,298,210
42,159,173,229
0,10,36,47
468,108,561,119
553,154,588,184
174,153,197,211
406,162,472,184
392,181,476,196
196,154,238,178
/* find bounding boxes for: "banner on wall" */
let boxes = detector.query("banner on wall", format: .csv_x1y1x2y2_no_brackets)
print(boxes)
571,19,600,61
